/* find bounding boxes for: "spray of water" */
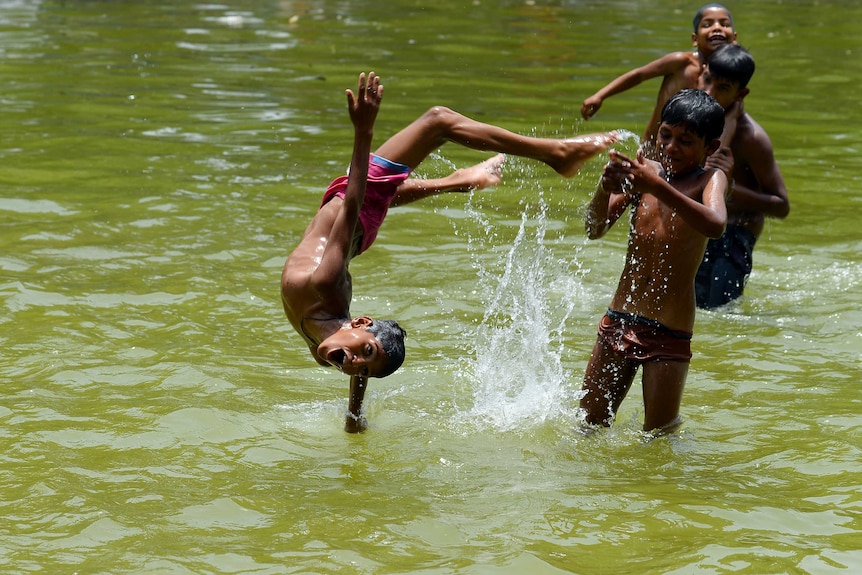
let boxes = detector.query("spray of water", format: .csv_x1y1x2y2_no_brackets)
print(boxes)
445,129,643,433
452,189,588,432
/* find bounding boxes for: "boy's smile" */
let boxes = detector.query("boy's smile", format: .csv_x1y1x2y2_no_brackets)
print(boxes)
693,7,736,51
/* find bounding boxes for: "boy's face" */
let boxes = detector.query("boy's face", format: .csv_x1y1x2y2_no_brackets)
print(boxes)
692,7,736,55
318,317,387,377
699,68,748,110
656,122,718,175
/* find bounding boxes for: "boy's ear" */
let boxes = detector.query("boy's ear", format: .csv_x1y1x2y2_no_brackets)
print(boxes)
736,87,750,102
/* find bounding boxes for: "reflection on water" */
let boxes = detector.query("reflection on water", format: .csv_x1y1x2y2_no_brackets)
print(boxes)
2,0,861,573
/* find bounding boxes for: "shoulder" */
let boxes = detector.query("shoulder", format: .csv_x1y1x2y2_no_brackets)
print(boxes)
636,51,698,76
661,50,699,64
733,114,775,158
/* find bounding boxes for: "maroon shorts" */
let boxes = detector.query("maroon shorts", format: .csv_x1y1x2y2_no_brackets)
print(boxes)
320,154,412,255
597,309,692,363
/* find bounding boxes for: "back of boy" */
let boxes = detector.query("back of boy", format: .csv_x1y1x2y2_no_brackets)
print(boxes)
580,89,728,434
581,4,736,150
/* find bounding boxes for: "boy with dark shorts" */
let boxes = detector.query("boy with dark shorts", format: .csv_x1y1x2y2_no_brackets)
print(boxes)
695,44,790,309
282,72,618,432
580,89,728,434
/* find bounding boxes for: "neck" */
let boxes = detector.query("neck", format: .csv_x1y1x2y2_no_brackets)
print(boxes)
666,165,705,183
301,314,348,345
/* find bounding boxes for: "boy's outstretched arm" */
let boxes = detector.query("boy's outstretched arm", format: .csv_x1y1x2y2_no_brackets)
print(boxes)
313,72,383,283
581,52,693,120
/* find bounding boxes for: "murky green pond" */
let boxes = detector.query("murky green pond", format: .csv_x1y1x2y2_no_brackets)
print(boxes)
2,1,860,573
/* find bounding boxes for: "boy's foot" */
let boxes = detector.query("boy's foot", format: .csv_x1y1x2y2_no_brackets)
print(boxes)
555,131,619,177
459,153,505,191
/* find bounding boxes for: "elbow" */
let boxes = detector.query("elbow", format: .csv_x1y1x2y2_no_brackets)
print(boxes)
776,200,790,220
584,220,607,240
706,219,726,240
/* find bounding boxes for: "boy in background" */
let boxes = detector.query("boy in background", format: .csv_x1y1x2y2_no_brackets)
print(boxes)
580,89,727,434
581,4,736,151
696,44,790,308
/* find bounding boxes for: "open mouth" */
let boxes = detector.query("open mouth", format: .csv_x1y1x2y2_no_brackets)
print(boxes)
328,349,347,368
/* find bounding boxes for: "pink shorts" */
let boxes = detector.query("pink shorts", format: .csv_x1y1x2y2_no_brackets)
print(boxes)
320,154,412,255
597,309,692,363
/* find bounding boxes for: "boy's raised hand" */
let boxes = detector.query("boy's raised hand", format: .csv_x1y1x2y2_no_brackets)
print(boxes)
604,149,662,194
346,72,383,133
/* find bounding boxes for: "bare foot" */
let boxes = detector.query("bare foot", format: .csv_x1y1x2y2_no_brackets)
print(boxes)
554,131,619,177
456,153,505,192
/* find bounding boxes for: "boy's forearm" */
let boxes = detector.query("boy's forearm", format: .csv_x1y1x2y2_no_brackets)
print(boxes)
585,186,613,239
650,176,727,238
727,182,790,219
342,130,374,214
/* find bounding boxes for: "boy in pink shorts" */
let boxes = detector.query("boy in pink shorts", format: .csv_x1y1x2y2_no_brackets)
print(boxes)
282,71,618,432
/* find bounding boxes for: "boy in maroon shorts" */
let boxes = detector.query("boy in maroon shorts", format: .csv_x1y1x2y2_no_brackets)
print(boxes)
580,89,728,434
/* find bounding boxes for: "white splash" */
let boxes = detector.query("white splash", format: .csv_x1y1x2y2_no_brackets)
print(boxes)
454,192,587,432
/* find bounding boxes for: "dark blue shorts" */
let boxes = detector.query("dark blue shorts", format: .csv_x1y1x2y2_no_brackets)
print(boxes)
695,225,757,309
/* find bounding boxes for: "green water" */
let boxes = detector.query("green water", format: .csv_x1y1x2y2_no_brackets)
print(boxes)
1,1,860,573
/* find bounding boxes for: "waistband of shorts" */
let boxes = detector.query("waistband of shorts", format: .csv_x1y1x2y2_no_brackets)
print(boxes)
371,154,411,174
606,309,692,340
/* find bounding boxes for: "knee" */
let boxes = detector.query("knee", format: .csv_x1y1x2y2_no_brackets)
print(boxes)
419,105,461,128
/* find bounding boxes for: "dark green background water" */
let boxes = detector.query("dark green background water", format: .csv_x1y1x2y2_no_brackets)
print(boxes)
1,1,860,573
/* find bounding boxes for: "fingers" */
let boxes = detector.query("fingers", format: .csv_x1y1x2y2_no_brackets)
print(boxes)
347,72,384,111
357,72,382,103
609,149,635,167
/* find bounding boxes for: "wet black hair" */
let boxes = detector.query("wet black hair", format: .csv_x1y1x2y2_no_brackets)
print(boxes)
693,3,734,32
661,89,725,142
708,43,756,89
366,319,406,378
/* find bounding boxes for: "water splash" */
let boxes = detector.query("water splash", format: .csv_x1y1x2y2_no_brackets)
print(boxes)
607,128,644,162
453,188,588,433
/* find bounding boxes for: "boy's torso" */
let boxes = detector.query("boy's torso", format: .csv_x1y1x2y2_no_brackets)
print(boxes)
610,169,714,332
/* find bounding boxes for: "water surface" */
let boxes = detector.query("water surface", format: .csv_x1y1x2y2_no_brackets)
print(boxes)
1,1,860,573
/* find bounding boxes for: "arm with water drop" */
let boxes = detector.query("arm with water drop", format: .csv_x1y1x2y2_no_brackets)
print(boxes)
585,152,636,239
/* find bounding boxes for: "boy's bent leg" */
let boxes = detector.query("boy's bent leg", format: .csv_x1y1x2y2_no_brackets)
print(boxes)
579,337,638,427
390,154,505,207
375,106,617,177
641,360,688,433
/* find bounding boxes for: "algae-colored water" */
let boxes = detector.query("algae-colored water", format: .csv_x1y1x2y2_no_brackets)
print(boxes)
1,1,860,573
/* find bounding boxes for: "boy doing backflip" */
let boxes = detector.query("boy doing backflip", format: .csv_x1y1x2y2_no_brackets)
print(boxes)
581,4,736,151
696,44,790,308
580,89,727,434
282,72,617,432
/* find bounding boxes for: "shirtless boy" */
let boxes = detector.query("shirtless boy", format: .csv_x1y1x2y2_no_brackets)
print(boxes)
581,4,736,150
695,44,790,308
580,88,727,434
282,72,617,432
